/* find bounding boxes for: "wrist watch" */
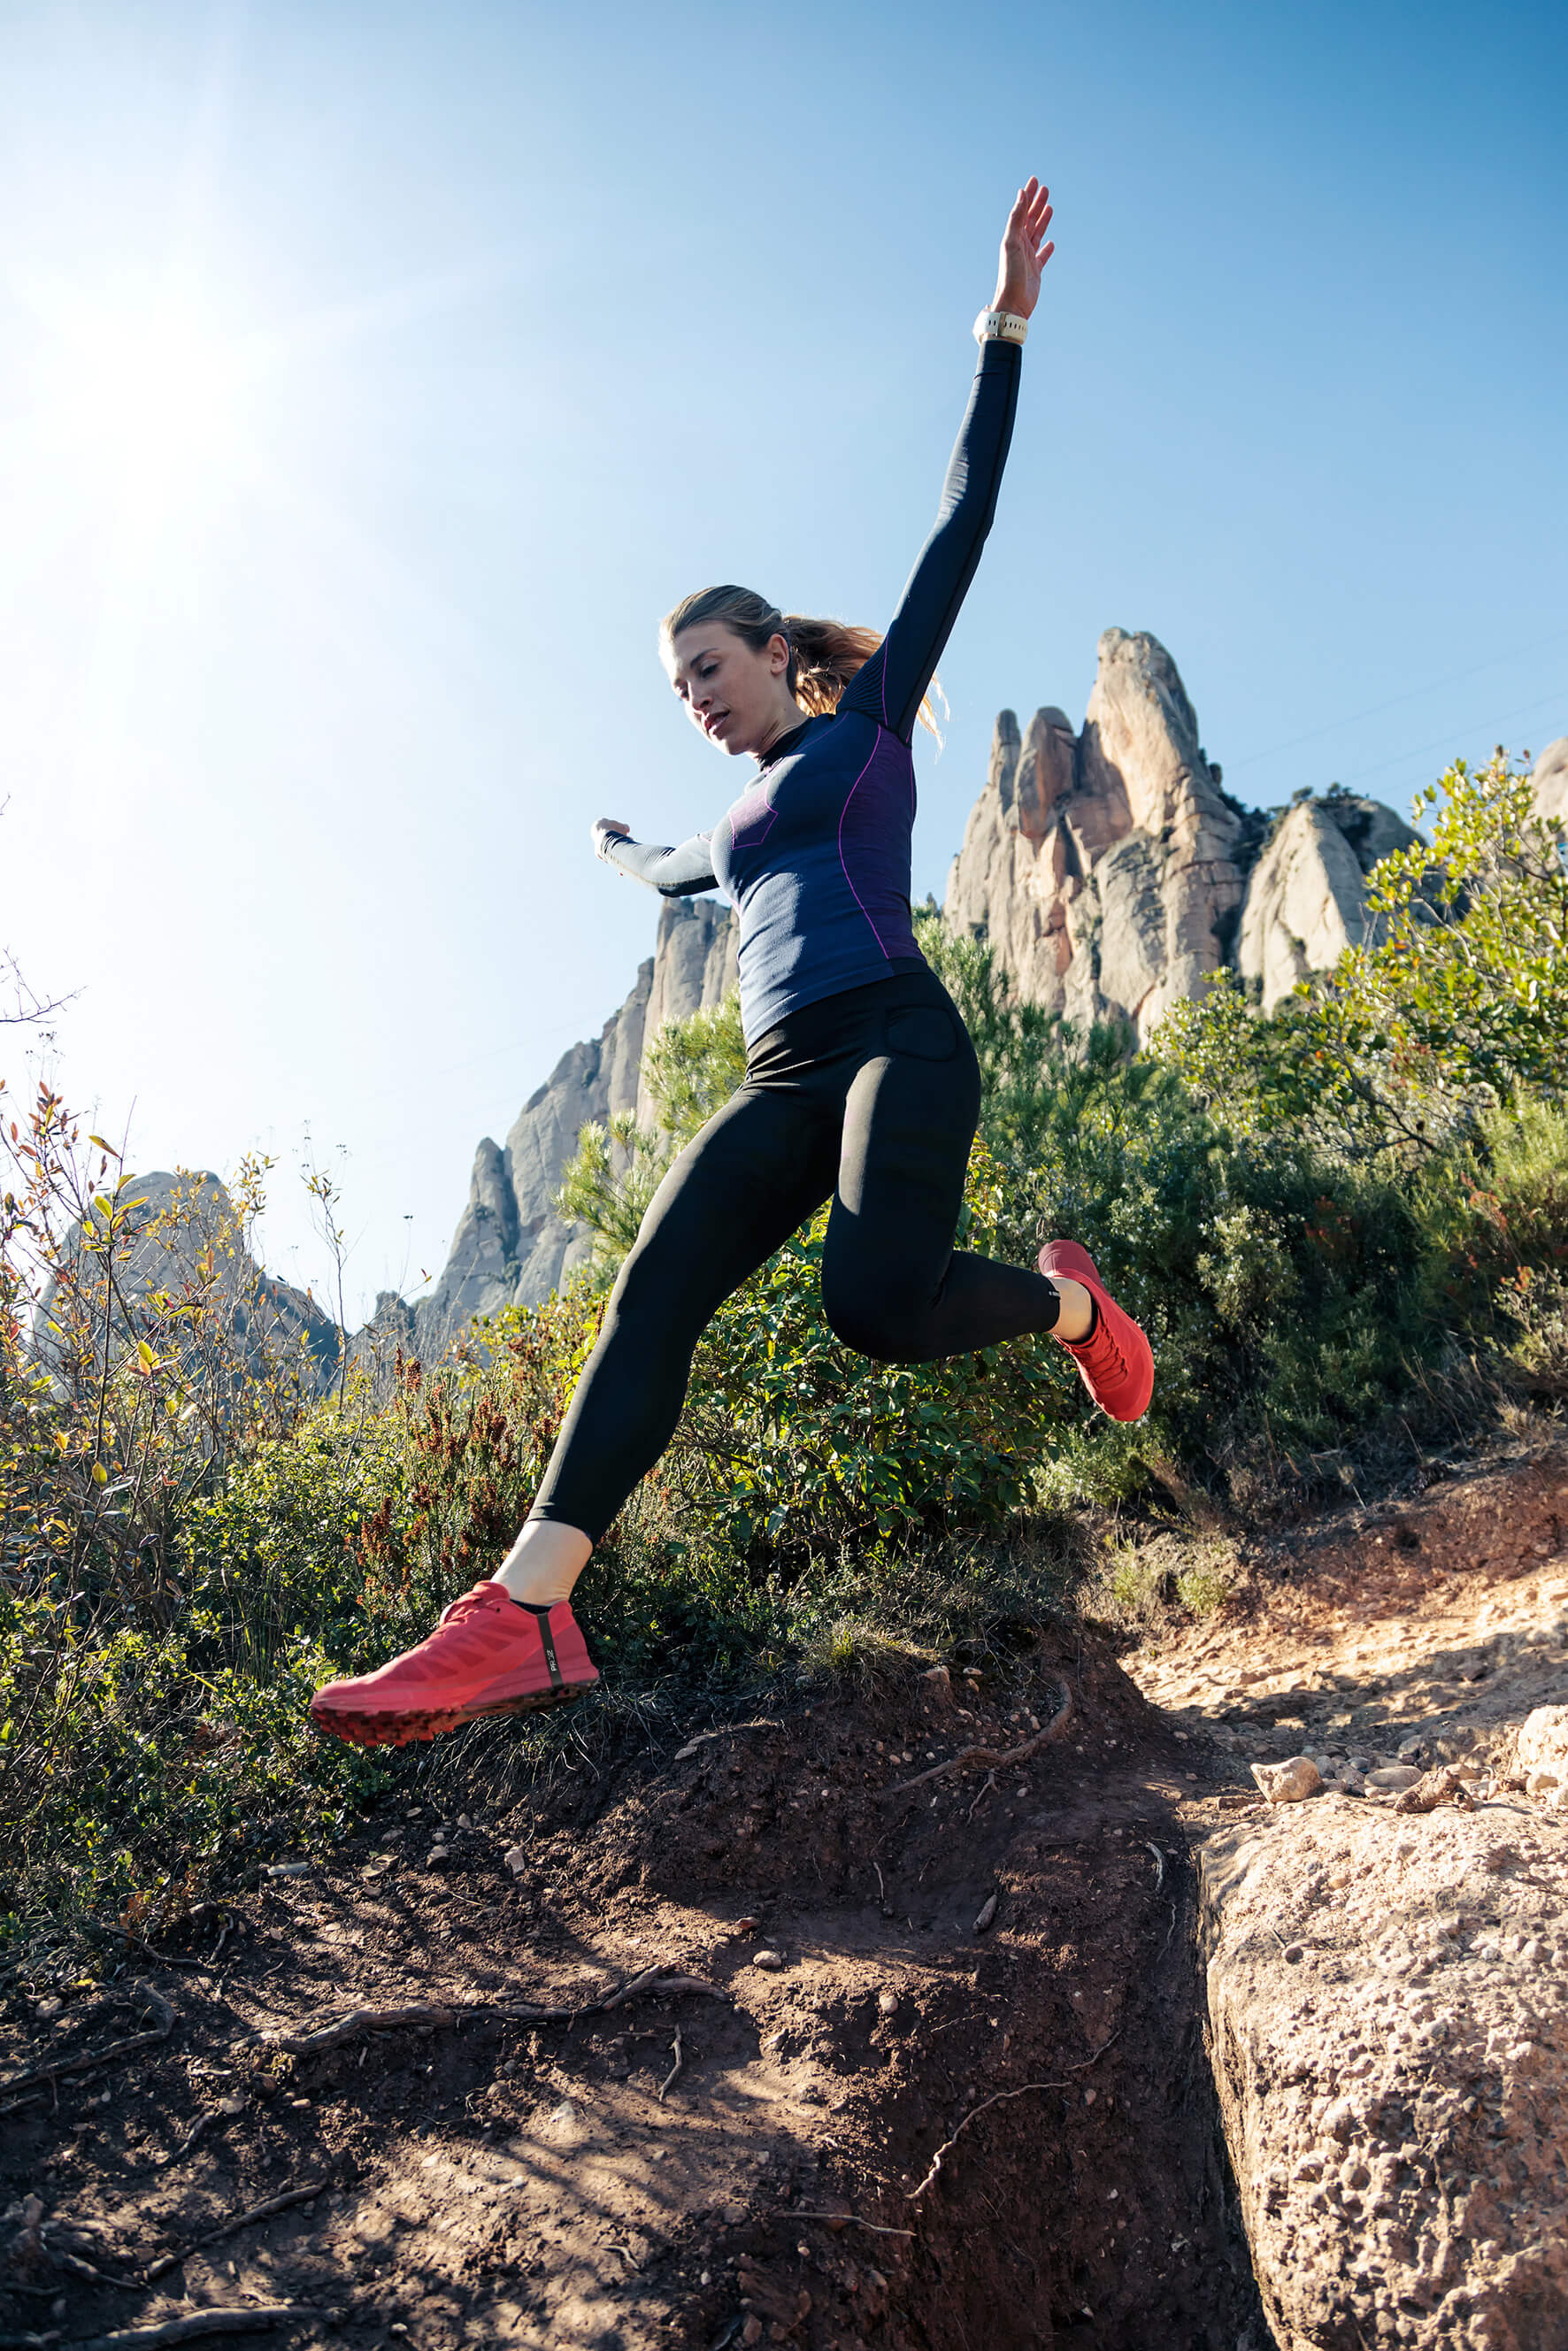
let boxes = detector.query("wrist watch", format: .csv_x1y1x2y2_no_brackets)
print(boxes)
973,308,1028,346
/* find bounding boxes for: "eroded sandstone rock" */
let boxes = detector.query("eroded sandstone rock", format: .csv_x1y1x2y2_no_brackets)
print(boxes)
1252,1756,1324,1804
1513,1707,1568,1811
1236,790,1420,1010
942,627,1418,1043
1203,1796,1568,2349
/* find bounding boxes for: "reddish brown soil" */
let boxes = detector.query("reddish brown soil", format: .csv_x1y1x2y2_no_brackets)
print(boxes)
2,1621,1272,2350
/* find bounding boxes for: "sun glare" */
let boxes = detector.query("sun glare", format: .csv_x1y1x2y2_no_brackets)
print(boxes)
50,296,249,486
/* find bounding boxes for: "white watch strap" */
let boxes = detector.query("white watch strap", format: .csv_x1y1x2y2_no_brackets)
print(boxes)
973,308,1028,346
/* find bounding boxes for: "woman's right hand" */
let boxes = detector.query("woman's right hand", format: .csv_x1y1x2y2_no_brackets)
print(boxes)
991,177,1055,321
591,817,632,863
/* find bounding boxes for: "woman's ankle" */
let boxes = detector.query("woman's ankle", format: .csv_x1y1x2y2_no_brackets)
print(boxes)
494,1519,593,1611
1052,1277,1095,1344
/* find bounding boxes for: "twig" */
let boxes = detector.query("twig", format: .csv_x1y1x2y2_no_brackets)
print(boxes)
878,1686,1074,1800
0,1986,177,2109
73,2310,327,2350
872,1863,885,1902
141,2183,327,2285
499,1969,727,2023
88,1919,204,1973
1145,1841,1165,1894
673,1719,783,1763
789,2210,916,2238
657,2024,683,2101
907,2032,1120,2202
161,2109,218,2167
966,1771,997,1823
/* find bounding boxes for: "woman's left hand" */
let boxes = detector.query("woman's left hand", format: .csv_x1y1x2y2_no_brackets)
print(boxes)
992,177,1055,320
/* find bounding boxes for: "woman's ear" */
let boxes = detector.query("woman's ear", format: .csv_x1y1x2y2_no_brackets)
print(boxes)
767,631,791,678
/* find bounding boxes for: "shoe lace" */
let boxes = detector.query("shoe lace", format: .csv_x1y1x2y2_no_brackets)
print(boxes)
1080,1313,1128,1384
411,1587,504,1655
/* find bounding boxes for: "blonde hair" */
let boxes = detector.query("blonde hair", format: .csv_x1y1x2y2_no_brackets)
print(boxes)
661,584,942,740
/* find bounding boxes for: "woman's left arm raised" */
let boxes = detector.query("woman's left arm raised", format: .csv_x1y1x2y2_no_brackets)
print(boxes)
840,177,1055,746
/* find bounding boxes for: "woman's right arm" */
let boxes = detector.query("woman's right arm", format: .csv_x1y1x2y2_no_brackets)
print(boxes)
592,817,719,898
837,178,1054,747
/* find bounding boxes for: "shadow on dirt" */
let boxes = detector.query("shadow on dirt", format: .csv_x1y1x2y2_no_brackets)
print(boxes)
2,1620,1275,2348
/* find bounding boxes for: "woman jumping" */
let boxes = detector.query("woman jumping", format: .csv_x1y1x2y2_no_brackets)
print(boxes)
311,176,1153,1749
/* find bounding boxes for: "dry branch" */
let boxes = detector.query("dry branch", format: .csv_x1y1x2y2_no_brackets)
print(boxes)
907,2029,1119,2201
140,2184,327,2286
73,2309,327,2350
878,1685,1074,1801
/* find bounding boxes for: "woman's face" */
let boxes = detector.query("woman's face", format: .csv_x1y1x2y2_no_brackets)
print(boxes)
664,622,791,757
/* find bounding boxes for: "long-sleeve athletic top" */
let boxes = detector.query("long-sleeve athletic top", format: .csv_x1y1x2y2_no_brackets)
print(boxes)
605,335,1022,1048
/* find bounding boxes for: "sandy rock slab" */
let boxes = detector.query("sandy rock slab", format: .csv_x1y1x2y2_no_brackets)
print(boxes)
1201,1794,1568,2349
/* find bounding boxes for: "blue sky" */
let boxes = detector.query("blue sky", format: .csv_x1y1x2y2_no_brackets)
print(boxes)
1,0,1564,1318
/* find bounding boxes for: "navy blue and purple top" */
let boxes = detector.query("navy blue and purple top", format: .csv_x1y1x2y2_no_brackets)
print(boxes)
605,336,1022,1049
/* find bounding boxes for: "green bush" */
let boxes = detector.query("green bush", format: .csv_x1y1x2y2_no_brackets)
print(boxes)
1157,749,1568,1153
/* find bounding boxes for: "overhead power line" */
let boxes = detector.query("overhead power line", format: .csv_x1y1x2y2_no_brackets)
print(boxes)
1333,681,1568,790
1227,622,1568,774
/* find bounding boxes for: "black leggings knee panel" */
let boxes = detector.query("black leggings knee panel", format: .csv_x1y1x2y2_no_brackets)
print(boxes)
528,968,1059,1542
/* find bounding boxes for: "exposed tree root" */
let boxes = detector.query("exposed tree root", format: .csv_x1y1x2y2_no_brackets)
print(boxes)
907,2029,1120,2201
878,1684,1074,1801
254,1966,727,2058
75,2309,327,2349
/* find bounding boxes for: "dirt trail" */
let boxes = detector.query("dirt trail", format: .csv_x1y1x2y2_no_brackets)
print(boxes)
2,1622,1271,2351
1127,1435,1568,1784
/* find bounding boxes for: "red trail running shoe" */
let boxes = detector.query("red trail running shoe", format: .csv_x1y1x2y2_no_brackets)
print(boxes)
310,1583,598,1748
1038,1241,1154,1424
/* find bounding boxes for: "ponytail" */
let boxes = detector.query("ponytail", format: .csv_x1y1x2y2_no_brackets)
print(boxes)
661,584,943,741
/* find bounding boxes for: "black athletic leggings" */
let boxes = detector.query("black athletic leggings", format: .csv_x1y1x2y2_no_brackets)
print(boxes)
528,965,1061,1543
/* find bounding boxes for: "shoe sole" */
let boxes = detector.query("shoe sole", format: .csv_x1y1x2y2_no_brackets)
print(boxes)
310,1676,599,1750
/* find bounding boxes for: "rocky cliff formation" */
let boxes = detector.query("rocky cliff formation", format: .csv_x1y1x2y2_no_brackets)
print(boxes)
372,896,737,1363
1236,788,1418,1010
945,626,1418,1031
39,1169,341,1385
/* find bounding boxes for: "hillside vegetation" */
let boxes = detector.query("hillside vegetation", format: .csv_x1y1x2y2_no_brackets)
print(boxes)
2,749,1564,1951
